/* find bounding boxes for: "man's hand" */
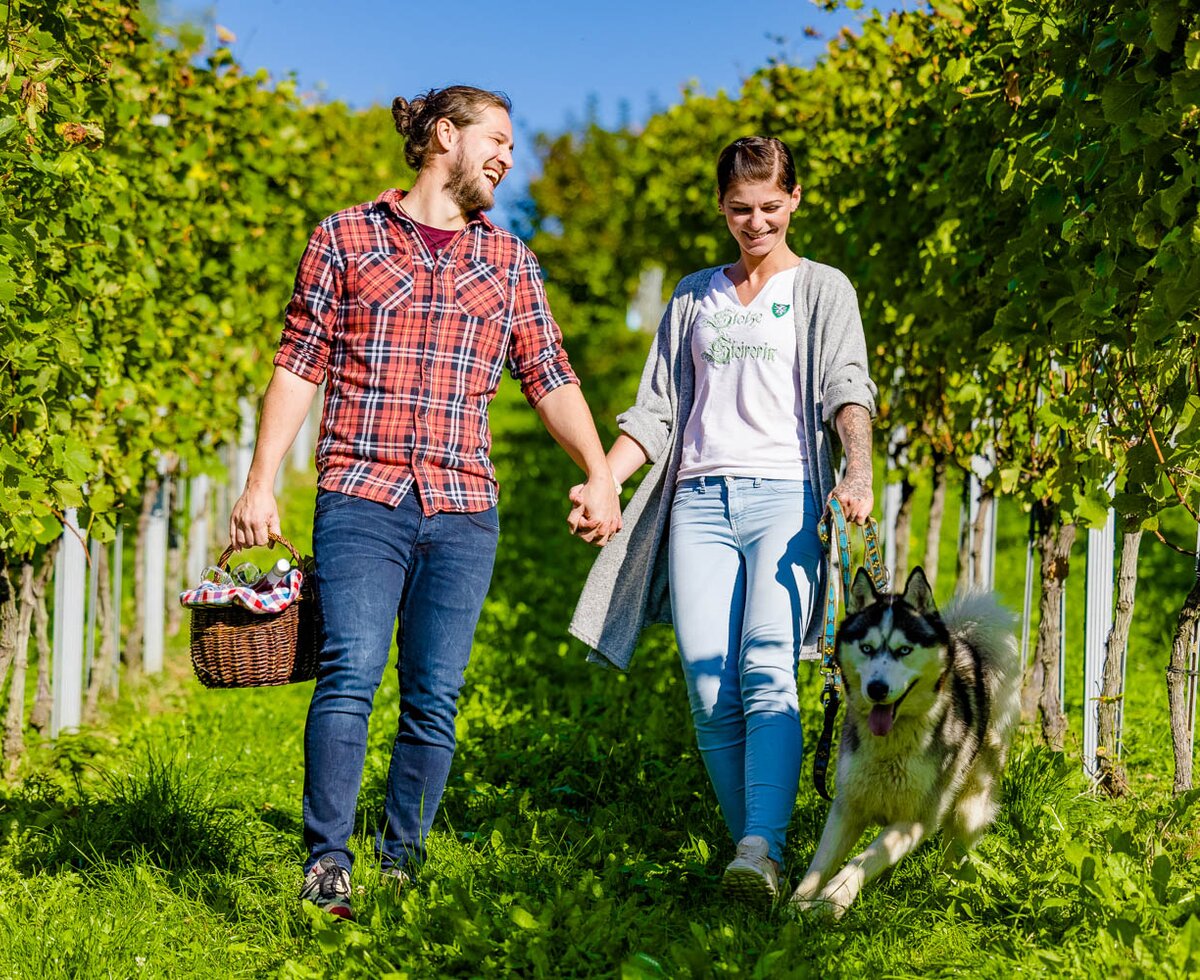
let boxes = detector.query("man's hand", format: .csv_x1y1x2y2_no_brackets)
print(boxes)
567,476,622,546
230,482,281,550
532,384,626,546
225,366,318,550
830,471,874,525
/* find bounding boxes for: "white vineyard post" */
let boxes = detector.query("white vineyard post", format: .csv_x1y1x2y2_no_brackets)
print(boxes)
213,443,233,551
883,427,908,585
883,480,901,585
51,509,86,738
237,396,255,499
986,489,998,589
1020,515,1035,671
84,537,101,683
291,408,313,473
1188,526,1200,763
143,465,170,675
967,454,996,591
1083,502,1116,779
291,382,322,473
1058,588,1067,710
111,522,123,694
187,474,211,587
626,265,666,332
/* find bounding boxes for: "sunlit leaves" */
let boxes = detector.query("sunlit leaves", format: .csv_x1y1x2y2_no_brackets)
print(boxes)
526,0,1199,536
0,1,404,553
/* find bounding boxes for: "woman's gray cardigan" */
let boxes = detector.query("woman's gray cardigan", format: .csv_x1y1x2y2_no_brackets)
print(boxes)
569,260,877,671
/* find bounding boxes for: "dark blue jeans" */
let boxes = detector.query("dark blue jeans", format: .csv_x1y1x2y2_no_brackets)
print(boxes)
303,489,498,874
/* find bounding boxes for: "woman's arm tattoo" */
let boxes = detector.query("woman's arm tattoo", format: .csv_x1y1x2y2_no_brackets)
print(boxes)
835,404,873,480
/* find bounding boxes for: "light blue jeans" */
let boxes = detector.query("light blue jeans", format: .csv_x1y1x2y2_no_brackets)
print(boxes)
669,476,822,865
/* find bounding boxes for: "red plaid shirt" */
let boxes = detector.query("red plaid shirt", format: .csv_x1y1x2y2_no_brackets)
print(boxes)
275,189,578,515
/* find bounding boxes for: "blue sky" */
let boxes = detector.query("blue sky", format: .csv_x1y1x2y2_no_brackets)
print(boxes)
163,0,904,218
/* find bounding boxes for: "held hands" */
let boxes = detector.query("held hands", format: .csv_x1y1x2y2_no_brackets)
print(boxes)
830,470,874,525
229,482,281,550
566,474,622,547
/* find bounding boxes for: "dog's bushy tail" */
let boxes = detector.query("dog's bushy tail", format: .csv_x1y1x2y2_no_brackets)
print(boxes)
942,589,1019,676
940,585,1017,724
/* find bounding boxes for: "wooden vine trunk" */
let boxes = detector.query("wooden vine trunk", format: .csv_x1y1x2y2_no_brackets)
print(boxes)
1166,570,1200,796
1096,529,1141,797
28,542,57,733
125,479,157,671
1021,505,1076,750
970,487,994,585
166,477,183,637
956,480,970,587
85,544,115,722
3,561,36,768
923,454,947,592
0,562,18,748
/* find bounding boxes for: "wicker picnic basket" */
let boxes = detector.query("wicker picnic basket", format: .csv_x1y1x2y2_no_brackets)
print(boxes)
188,532,321,688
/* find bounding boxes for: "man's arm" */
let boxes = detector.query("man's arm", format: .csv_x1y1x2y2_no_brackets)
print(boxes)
832,403,874,525
229,366,319,549
534,383,622,545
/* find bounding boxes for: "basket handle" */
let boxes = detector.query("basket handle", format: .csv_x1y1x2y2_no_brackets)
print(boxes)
215,531,303,571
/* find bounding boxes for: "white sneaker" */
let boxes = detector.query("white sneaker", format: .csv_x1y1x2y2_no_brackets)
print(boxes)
381,865,411,894
299,856,353,919
723,835,779,907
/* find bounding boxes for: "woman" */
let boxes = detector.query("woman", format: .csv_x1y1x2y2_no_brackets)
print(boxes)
569,136,876,905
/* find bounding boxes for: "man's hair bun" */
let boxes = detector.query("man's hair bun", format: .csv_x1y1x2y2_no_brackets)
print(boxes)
389,86,512,171
391,96,425,136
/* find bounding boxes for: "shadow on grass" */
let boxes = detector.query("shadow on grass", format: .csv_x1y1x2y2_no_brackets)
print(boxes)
10,751,253,877
258,804,303,838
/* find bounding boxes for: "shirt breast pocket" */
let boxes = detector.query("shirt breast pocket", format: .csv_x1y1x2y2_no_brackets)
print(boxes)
454,259,508,321
352,251,415,311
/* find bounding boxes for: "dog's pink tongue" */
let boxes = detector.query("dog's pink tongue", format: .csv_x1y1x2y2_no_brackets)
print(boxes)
868,704,895,736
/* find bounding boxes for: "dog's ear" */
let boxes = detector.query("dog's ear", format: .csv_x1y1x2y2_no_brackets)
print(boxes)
903,567,936,614
847,566,879,614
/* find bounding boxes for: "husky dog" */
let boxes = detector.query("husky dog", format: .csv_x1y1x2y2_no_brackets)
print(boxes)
791,566,1020,918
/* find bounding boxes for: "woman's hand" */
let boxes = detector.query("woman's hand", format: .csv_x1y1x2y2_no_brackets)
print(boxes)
830,472,874,525
567,479,621,546
566,434,648,547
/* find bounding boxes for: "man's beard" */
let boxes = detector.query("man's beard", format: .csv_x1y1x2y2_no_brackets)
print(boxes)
445,149,495,214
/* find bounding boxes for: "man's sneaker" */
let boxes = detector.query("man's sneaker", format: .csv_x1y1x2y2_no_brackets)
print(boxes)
722,835,779,907
300,856,353,920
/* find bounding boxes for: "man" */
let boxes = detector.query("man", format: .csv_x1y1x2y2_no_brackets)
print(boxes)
230,85,620,920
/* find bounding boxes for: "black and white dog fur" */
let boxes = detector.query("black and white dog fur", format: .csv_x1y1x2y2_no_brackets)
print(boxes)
791,566,1020,918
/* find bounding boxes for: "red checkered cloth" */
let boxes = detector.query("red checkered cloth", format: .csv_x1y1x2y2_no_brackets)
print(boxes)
179,569,304,615
275,188,579,516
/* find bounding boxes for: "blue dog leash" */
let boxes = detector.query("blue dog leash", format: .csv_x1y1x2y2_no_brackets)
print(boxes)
812,497,889,801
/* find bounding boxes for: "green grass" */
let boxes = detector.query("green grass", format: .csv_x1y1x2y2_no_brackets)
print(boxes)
0,377,1197,978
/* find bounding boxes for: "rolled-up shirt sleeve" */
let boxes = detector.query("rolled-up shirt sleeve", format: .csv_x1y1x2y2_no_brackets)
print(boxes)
273,223,341,383
506,244,578,406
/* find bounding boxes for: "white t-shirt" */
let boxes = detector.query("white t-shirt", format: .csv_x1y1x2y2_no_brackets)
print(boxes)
677,265,809,482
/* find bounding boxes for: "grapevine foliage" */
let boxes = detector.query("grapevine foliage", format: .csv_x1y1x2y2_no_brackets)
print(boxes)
0,0,409,554
526,0,1200,536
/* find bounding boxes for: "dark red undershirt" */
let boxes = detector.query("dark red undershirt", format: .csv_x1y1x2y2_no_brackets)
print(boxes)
409,217,458,255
